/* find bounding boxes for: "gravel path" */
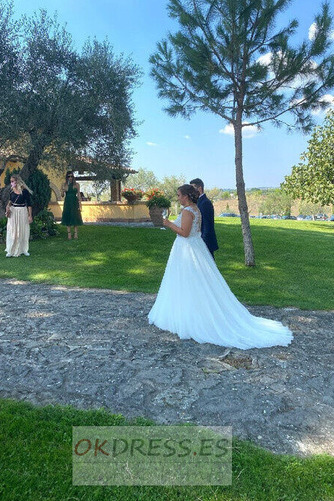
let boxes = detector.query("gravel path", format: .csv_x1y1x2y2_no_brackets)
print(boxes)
0,278,333,457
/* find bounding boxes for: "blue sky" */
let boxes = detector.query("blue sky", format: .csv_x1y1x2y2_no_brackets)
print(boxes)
13,0,334,189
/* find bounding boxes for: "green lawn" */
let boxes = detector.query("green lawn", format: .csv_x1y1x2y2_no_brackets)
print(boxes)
0,218,333,309
1,399,333,501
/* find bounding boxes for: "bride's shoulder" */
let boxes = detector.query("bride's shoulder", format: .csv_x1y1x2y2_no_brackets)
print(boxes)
183,206,196,217
184,205,200,216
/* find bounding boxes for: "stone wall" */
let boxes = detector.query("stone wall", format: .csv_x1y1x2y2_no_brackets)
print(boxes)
49,200,150,223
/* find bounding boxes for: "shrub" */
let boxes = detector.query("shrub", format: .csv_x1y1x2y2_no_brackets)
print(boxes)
30,209,59,240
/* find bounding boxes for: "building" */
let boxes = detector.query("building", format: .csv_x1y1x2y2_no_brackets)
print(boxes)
0,154,150,223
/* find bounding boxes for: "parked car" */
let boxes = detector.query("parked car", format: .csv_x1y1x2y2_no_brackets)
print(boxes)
329,215,334,221
314,214,328,220
304,215,312,220
297,215,305,220
218,212,240,217
260,215,271,219
282,215,297,220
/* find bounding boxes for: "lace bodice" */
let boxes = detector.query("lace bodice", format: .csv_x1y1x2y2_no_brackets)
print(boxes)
174,206,202,237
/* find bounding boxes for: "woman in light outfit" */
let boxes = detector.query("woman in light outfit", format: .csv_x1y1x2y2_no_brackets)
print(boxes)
5,175,33,257
148,184,293,350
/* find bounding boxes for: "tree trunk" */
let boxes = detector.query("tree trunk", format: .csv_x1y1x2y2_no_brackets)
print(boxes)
234,120,255,266
19,138,49,181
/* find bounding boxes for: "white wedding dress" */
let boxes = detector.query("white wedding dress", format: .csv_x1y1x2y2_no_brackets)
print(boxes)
148,206,293,349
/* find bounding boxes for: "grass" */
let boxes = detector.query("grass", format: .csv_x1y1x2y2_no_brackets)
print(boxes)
0,399,333,501
0,218,333,309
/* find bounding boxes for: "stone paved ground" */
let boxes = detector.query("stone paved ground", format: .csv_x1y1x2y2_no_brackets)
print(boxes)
0,278,333,457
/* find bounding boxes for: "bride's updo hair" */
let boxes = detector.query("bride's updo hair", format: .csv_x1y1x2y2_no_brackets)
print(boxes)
178,184,199,203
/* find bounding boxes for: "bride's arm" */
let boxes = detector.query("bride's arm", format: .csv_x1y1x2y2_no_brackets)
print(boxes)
163,210,194,237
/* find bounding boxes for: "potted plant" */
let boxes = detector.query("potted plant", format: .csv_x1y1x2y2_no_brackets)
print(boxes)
121,188,144,204
145,189,171,226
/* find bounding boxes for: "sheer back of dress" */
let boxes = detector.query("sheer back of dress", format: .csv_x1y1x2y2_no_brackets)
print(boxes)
184,206,201,236
174,205,201,236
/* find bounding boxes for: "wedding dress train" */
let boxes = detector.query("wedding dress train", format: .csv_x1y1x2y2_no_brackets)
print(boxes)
148,206,293,350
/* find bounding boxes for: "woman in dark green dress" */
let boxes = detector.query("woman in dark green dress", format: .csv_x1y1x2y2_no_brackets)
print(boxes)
61,171,83,239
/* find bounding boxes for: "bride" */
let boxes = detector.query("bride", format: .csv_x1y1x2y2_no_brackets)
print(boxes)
148,184,293,349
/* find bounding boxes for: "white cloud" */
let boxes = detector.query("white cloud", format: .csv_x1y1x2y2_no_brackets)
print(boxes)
309,22,334,41
318,94,334,105
256,52,278,81
257,52,273,66
309,22,317,40
146,141,158,147
184,135,191,140
220,124,234,136
219,123,258,139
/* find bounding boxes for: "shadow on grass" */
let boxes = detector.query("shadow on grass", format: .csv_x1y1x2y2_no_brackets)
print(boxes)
215,219,333,309
0,221,333,309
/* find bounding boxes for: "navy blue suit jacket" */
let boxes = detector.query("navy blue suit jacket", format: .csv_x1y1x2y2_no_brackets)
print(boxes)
197,194,219,254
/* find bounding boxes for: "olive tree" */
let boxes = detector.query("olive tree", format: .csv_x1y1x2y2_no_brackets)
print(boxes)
0,2,140,210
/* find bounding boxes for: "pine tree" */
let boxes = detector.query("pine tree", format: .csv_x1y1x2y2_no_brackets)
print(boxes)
150,0,334,265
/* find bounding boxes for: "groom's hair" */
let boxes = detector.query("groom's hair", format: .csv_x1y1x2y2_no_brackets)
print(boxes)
190,178,204,191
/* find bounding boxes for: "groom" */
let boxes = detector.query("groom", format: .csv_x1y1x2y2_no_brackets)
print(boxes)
190,178,218,258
